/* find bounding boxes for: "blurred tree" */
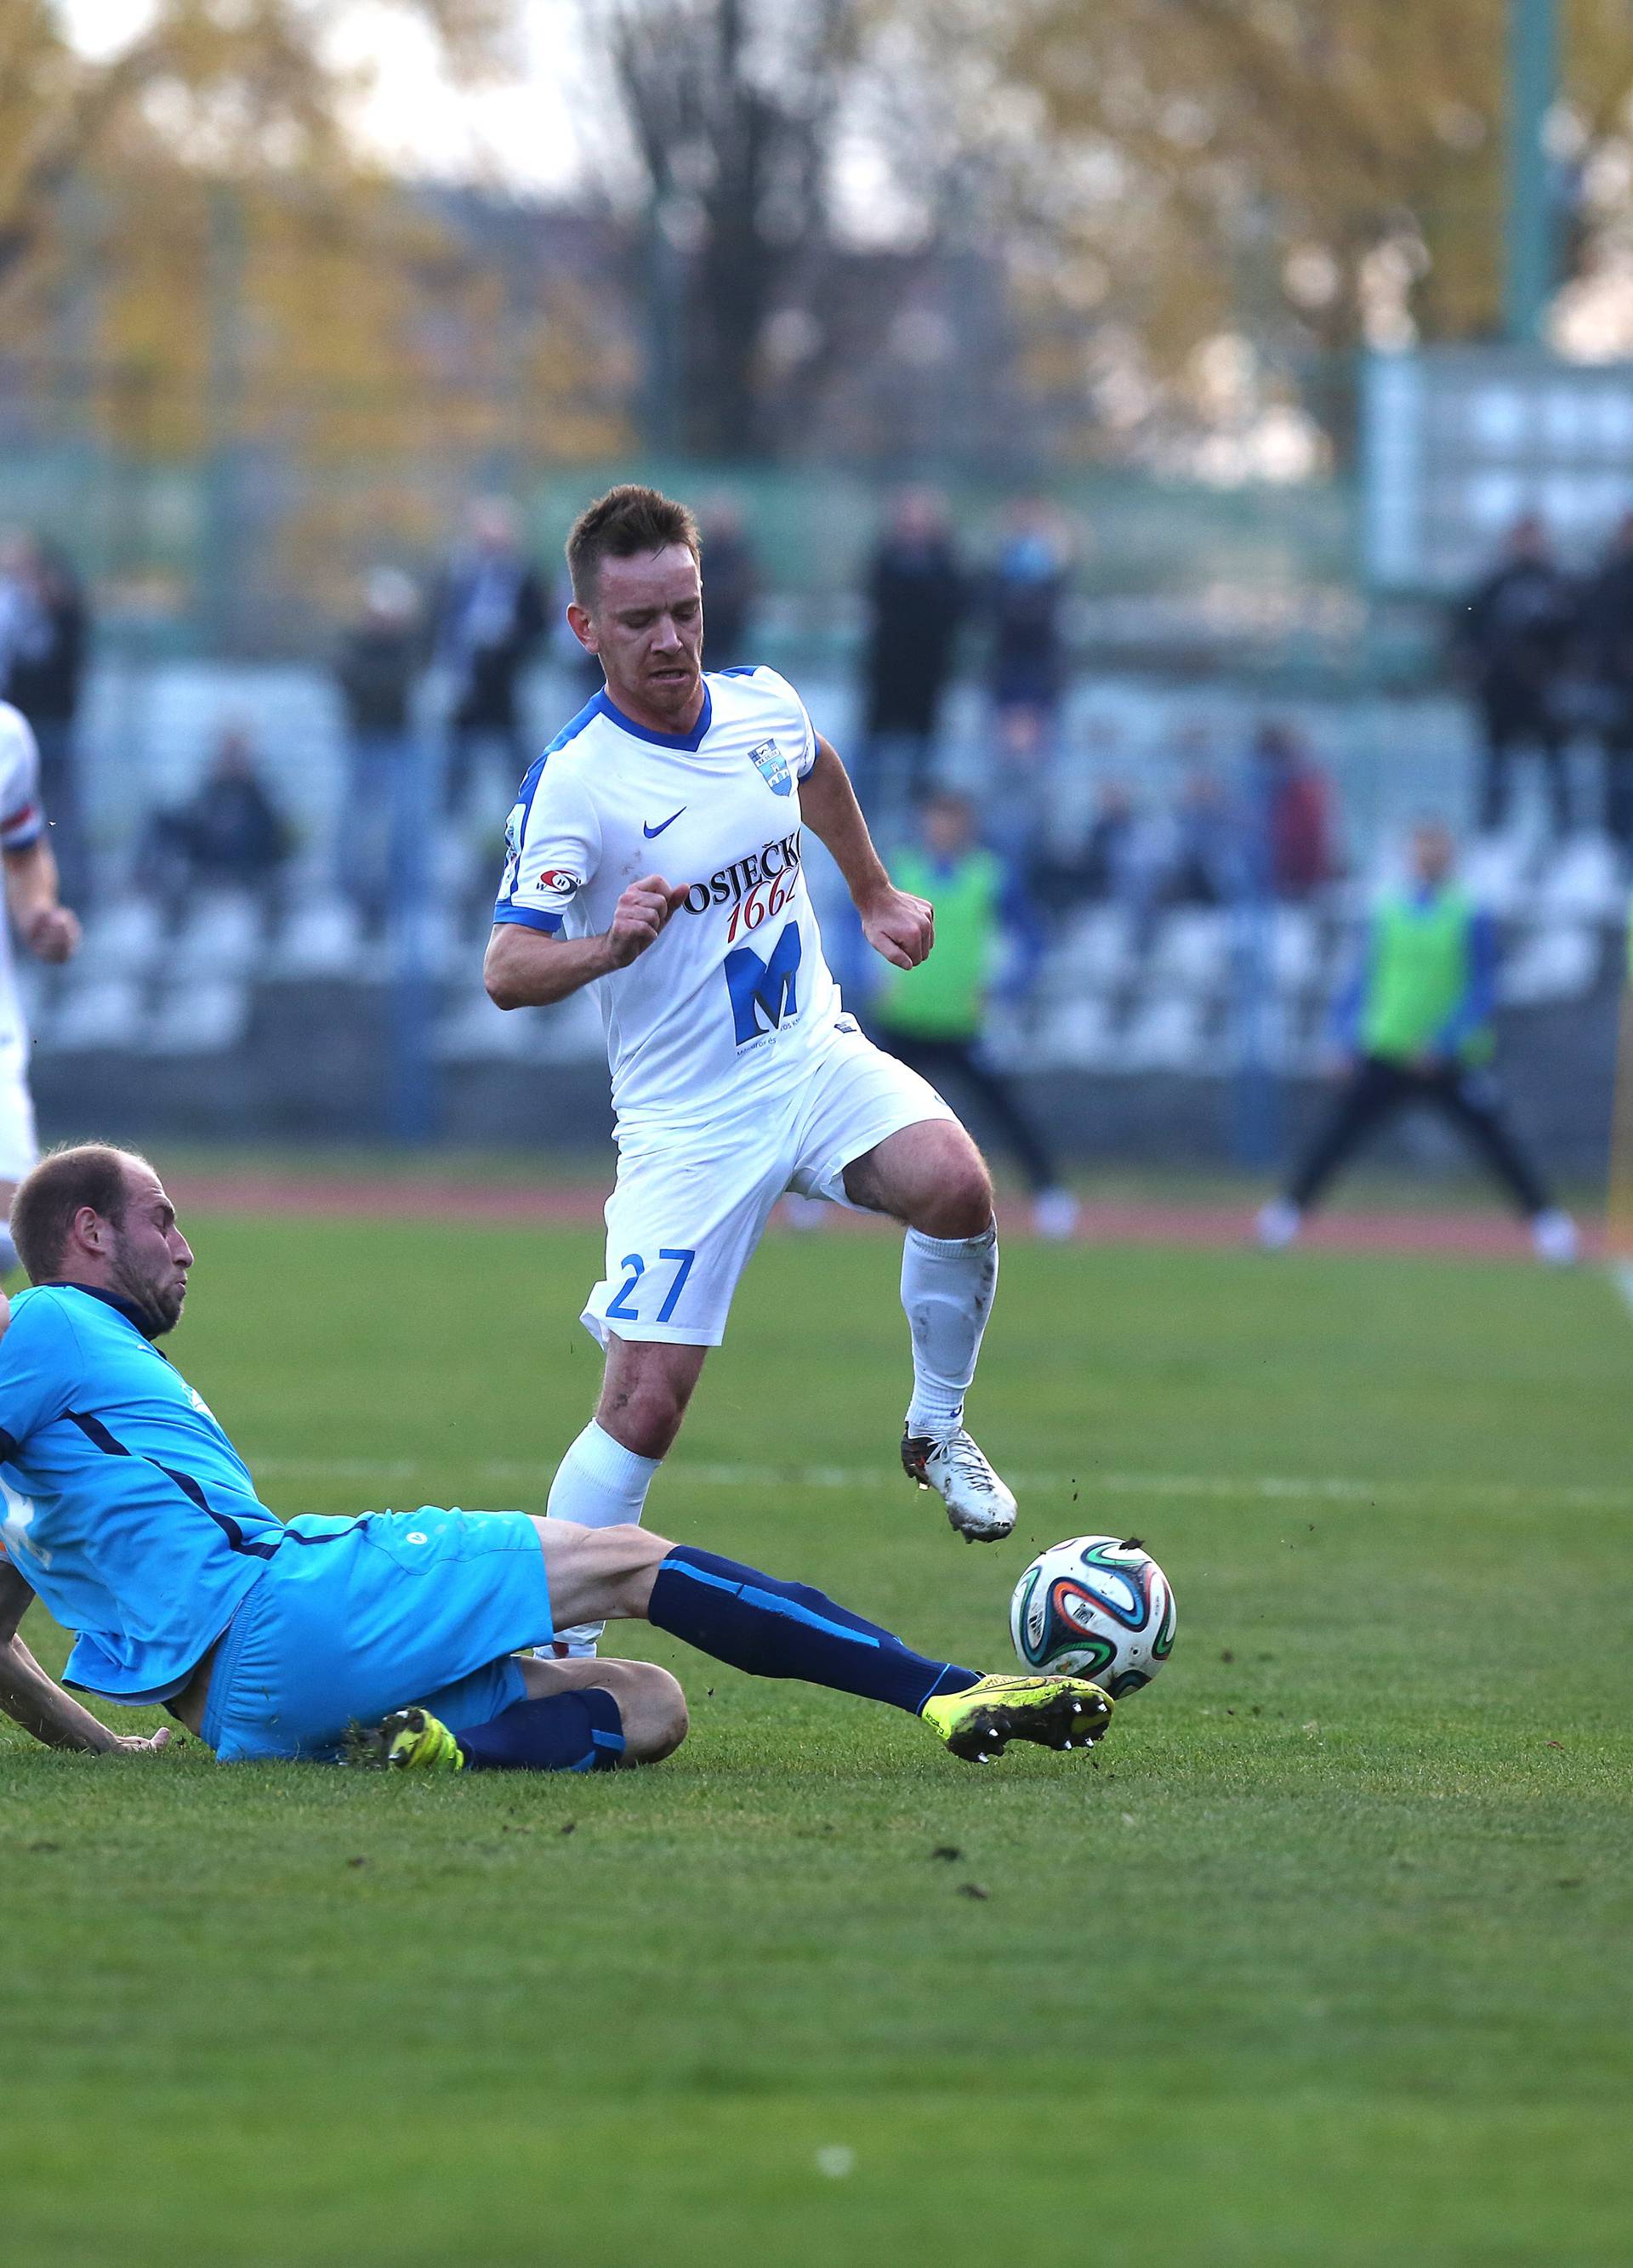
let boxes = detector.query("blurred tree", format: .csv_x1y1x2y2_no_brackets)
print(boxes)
0,1,510,293
992,0,1633,373
0,3,629,639
590,0,862,457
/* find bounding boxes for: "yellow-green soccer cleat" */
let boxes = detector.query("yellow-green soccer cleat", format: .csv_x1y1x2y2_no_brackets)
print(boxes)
920,1673,1112,1764
347,1706,466,1771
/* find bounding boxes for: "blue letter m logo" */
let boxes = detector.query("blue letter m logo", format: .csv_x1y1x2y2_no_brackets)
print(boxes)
725,923,802,1046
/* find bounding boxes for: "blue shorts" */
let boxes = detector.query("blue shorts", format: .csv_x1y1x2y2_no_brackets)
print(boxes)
201,1507,555,1763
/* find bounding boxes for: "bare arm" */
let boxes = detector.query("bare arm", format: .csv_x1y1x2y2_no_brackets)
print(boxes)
799,736,934,971
484,874,687,1010
3,838,80,963
0,1561,172,1754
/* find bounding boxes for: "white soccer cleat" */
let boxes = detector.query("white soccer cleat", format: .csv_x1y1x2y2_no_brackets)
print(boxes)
1031,1186,1081,1241
1531,1208,1579,1266
1255,1198,1302,1250
902,1426,1017,1543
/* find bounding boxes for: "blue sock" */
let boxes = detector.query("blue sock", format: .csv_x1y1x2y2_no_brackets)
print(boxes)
455,1688,625,1773
647,1546,978,1716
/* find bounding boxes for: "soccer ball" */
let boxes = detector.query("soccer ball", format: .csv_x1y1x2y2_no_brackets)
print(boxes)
1009,1535,1176,1697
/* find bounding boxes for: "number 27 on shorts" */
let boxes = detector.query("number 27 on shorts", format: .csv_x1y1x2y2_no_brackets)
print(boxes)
606,1248,697,1324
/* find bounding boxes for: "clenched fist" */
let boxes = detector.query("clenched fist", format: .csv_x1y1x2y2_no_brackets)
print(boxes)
860,886,934,971
24,905,80,964
604,873,688,969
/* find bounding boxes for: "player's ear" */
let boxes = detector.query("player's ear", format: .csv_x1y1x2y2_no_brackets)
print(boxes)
566,601,598,656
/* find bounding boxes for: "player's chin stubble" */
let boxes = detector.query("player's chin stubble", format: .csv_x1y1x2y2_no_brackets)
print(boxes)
109,1245,186,1338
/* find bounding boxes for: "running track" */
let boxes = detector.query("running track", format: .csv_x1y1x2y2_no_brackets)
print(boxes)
166,1170,1597,1263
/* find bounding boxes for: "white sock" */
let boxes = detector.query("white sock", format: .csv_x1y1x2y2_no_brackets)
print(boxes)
902,1220,998,1441
544,1420,660,1655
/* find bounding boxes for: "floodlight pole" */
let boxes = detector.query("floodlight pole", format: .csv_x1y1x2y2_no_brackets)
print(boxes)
1505,0,1557,344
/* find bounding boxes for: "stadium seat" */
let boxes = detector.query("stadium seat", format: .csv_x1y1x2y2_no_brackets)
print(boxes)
170,891,263,980
43,977,148,1054
1033,997,1118,1070
1461,835,1533,919
1497,925,1602,1006
1119,991,1215,1073
73,897,166,981
145,981,251,1056
435,987,540,1063
1533,834,1625,924
1052,906,1135,989
269,895,365,979
1269,906,1324,996
1149,908,1231,996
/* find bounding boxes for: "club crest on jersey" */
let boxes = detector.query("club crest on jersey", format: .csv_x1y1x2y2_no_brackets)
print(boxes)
748,740,793,798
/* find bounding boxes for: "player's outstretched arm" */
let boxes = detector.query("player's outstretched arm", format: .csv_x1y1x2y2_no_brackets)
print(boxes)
485,875,688,1009
3,838,80,963
0,1561,172,1754
799,736,933,970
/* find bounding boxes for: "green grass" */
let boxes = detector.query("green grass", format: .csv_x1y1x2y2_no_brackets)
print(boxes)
4,1214,1631,2265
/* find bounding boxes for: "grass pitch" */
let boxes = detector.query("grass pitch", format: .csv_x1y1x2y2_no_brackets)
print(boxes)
3,1209,1630,2266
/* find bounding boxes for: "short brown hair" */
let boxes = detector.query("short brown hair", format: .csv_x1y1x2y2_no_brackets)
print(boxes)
10,1144,151,1283
566,484,700,606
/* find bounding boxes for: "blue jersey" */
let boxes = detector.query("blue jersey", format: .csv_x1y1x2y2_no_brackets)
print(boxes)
0,1285,282,1702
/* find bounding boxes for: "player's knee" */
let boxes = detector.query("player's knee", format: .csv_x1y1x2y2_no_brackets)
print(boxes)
594,1659,687,1764
596,1377,686,1458
915,1140,993,1238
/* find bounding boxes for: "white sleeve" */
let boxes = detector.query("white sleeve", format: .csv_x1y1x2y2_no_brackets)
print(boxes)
493,758,603,935
0,707,44,851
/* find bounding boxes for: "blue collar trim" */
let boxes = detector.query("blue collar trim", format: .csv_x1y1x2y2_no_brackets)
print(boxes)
595,684,714,752
46,1282,163,1340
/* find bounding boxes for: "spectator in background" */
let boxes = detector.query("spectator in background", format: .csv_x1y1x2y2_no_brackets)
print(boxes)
858,488,967,833
987,497,1072,735
983,499,1074,855
335,569,422,936
1165,765,1243,909
1244,721,1334,900
697,496,758,667
871,790,1078,1239
1256,819,1577,1265
136,726,291,929
1581,510,1633,852
1453,514,1577,837
0,535,89,907
1029,776,1152,922
432,497,546,822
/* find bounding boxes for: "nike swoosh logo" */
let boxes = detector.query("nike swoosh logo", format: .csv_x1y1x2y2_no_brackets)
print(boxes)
643,808,686,838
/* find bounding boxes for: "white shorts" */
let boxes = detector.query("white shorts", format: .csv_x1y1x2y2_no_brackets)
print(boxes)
0,1032,38,1185
582,1020,955,1348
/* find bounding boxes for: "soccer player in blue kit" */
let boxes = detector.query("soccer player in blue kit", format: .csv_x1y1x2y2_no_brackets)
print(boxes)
0,1146,1112,1771
486,486,1023,1658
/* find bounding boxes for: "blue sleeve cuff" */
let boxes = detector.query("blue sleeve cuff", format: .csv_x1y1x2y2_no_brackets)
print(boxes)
492,904,566,935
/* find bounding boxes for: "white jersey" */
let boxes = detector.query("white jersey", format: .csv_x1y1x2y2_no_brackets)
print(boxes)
0,703,45,1043
494,668,844,1129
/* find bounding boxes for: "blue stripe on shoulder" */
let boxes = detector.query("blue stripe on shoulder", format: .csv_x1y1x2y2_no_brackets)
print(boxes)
541,691,610,759
514,691,610,832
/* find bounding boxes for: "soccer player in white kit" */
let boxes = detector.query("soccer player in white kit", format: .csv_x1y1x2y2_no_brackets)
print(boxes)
485,488,1015,1648
0,701,81,1268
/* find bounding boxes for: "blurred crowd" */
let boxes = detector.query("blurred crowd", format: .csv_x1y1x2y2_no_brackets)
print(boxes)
1454,509,1633,847
4,491,1633,983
